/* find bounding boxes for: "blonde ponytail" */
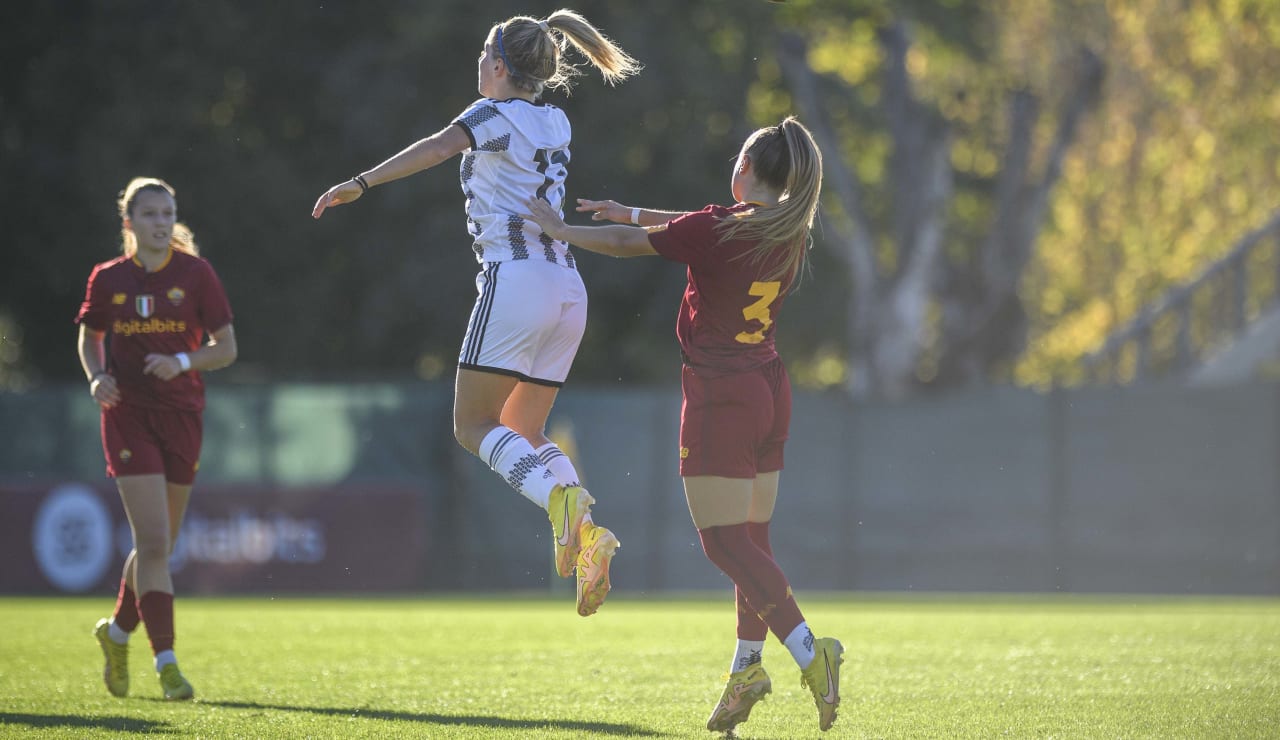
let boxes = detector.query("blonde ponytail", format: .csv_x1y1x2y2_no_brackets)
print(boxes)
716,117,823,288
491,9,641,96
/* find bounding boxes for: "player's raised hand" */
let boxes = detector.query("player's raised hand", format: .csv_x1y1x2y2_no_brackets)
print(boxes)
311,180,364,219
575,198,630,223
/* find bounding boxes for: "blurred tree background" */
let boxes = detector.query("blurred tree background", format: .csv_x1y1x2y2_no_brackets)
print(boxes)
2,0,1276,398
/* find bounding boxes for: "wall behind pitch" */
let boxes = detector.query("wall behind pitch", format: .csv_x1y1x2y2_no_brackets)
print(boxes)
1,381,1277,595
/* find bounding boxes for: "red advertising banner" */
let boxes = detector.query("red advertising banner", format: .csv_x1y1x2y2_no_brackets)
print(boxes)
0,482,429,594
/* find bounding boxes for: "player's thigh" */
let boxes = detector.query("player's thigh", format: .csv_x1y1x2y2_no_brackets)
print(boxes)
501,381,560,444
165,482,193,551
747,470,780,523
115,474,171,548
453,367,520,450
683,475,755,529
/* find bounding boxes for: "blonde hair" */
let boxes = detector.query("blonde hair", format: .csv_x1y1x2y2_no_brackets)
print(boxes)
715,116,823,288
117,177,198,257
490,8,641,96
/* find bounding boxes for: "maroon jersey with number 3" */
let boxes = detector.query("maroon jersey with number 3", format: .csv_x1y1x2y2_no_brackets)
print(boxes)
75,250,233,412
646,204,789,376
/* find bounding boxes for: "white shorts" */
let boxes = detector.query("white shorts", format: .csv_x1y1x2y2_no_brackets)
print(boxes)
458,260,587,387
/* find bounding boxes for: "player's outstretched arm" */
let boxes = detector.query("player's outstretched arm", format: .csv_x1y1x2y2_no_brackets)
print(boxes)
527,198,657,258
575,198,688,227
312,124,471,219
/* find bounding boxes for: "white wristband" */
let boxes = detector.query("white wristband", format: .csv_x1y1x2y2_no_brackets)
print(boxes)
630,207,641,225
175,352,192,372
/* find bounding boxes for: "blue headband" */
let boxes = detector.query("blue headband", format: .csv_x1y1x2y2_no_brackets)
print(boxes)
494,26,519,78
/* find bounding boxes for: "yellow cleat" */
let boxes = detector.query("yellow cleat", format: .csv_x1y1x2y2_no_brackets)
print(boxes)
548,485,594,578
800,637,844,731
93,618,129,698
575,523,619,617
158,663,194,701
706,663,772,732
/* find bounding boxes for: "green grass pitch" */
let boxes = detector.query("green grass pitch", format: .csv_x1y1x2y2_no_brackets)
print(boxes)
1,594,1277,738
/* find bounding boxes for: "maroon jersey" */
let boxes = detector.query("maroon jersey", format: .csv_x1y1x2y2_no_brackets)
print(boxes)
75,250,233,412
647,204,789,375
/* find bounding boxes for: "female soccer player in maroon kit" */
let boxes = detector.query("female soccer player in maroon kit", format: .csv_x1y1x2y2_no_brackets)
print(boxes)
78,177,237,700
527,116,843,733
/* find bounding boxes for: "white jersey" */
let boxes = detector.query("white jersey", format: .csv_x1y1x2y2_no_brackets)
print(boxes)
452,97,575,268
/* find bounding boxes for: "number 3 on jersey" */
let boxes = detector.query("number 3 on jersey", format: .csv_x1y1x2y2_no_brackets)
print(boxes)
735,281,781,344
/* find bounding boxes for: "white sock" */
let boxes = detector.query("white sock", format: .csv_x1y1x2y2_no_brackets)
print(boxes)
154,650,177,671
108,621,130,645
534,442,580,487
731,639,766,673
532,441,593,525
784,622,816,670
478,426,559,510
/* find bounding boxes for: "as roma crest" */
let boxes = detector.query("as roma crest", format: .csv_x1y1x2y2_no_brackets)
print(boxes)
135,294,155,318
167,286,185,306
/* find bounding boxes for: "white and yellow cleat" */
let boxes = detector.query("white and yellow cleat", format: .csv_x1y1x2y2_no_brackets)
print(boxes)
548,485,594,578
93,618,129,698
800,637,844,731
706,663,772,732
158,663,194,701
575,523,619,617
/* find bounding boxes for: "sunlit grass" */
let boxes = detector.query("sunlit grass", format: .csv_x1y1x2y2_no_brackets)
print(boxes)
1,594,1277,738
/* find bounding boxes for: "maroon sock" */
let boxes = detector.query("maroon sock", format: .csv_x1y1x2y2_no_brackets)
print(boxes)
112,579,141,632
699,523,804,643
137,591,176,655
735,521,774,641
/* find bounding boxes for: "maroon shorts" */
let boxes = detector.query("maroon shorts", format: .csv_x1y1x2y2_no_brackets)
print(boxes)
678,358,791,478
101,404,203,485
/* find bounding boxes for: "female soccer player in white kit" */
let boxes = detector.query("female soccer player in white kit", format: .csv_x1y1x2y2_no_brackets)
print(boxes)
312,9,640,616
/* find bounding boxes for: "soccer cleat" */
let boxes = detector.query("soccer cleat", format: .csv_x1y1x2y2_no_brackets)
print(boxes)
93,618,129,697
706,663,772,732
800,637,844,731
574,523,619,617
158,663,194,701
548,485,594,578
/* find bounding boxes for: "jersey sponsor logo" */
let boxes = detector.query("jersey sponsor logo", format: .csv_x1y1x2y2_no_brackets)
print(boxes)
112,317,188,337
112,293,127,305
135,294,155,318
167,286,185,306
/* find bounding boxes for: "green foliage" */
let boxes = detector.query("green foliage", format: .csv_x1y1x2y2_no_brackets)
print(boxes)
5,1,1276,390
0,0,782,385
1018,0,1280,386
3,595,1278,737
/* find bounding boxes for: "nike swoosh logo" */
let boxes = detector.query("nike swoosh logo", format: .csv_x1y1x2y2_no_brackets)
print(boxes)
556,498,571,546
820,652,837,705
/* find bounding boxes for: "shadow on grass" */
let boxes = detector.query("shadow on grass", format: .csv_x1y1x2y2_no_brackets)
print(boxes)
200,700,661,736
0,712,174,733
